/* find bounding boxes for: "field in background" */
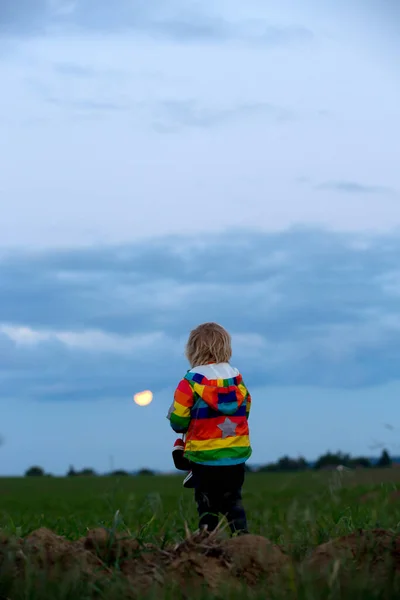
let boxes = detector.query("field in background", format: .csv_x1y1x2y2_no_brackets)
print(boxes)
2,468,400,598
2,468,400,541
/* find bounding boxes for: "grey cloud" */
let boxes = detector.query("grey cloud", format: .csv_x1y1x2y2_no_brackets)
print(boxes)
67,3,314,45
52,62,127,80
26,71,294,124
316,181,395,195
46,97,127,112
24,75,128,116
56,0,232,41
142,15,231,43
0,0,49,36
1,228,400,402
0,332,175,402
153,100,294,131
52,62,98,78
0,0,312,46
294,176,310,183
245,22,313,46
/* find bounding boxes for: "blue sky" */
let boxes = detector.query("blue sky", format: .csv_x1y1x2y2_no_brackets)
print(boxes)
1,0,399,475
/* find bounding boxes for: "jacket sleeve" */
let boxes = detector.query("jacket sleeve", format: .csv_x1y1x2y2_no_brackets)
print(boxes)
238,380,251,420
167,378,194,434
245,389,252,420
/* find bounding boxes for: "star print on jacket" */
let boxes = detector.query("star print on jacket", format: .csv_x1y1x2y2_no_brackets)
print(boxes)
217,417,238,439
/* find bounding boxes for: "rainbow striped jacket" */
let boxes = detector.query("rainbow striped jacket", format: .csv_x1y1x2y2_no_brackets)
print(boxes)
167,363,252,466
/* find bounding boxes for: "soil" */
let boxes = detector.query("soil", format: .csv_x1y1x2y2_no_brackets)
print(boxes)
305,528,400,580
0,527,289,596
222,534,289,585
1,527,400,596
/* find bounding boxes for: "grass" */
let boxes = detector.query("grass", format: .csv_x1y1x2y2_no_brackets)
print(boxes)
2,468,400,598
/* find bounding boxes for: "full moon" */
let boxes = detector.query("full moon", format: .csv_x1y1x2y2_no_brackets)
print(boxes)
133,390,153,406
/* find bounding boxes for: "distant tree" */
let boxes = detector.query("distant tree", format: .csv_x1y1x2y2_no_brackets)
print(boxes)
79,468,97,476
111,469,130,476
278,456,308,472
137,468,155,476
314,451,351,470
258,456,308,473
257,463,278,473
349,456,372,469
377,449,392,468
25,466,45,477
66,466,97,477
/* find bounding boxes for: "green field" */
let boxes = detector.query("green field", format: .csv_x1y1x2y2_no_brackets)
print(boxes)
2,469,400,599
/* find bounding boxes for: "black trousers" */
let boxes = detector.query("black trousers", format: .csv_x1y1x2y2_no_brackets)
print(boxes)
192,463,248,534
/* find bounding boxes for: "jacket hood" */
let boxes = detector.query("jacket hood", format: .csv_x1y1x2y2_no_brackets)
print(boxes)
184,370,246,416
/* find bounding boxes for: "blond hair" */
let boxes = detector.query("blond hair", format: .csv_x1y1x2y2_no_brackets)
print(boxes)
185,322,232,368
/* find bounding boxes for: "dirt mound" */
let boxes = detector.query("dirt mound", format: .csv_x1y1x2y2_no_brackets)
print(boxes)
83,527,141,562
167,550,230,592
307,529,400,576
82,527,165,592
3,526,400,596
222,534,288,585
24,528,106,579
163,530,288,592
0,527,288,596
0,527,108,588
163,528,232,591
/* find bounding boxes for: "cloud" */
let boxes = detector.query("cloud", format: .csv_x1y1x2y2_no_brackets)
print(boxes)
0,0,50,36
1,228,400,402
316,181,395,195
51,62,127,80
25,71,295,126
46,97,127,112
24,75,129,117
0,325,165,354
0,0,313,46
52,62,98,78
152,100,294,131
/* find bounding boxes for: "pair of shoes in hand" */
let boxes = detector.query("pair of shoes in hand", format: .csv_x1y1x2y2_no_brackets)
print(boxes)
172,438,195,488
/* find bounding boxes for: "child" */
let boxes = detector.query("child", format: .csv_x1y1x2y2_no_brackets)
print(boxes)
167,322,252,535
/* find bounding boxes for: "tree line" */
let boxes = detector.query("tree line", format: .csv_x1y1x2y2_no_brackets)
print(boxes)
24,449,394,477
24,465,156,477
248,449,392,473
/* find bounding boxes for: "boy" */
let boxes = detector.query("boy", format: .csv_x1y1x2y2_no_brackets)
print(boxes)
167,322,251,535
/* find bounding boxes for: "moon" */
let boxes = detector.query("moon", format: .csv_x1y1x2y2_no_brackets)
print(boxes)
133,390,153,406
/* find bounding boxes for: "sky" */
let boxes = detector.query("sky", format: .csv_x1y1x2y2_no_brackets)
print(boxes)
0,0,399,475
